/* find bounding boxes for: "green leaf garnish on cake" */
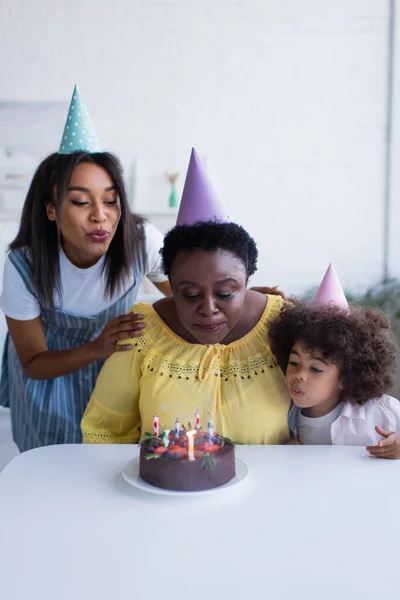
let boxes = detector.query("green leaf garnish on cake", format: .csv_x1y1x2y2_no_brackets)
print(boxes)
139,433,161,447
201,452,217,470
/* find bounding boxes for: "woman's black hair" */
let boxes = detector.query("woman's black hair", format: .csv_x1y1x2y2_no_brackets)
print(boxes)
161,221,258,280
10,151,145,308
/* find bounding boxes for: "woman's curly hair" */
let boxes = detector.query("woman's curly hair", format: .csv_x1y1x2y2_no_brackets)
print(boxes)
268,303,397,405
161,221,258,280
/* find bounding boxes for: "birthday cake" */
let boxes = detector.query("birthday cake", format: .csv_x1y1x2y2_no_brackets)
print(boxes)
139,421,236,492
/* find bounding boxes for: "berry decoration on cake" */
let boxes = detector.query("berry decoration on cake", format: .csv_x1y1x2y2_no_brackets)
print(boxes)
138,414,236,491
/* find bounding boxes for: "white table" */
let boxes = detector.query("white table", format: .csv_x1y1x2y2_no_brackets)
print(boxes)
0,444,399,600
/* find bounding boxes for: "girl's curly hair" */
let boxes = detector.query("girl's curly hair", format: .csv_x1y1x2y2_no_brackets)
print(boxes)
268,303,397,405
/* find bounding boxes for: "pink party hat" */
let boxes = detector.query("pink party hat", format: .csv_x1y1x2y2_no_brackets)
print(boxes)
176,148,229,225
312,264,349,310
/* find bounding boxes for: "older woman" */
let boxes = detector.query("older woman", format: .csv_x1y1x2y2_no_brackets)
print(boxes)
81,219,291,445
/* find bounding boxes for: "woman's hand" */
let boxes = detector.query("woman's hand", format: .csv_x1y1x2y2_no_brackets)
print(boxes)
366,426,400,459
6,312,147,381
250,285,287,300
89,312,146,359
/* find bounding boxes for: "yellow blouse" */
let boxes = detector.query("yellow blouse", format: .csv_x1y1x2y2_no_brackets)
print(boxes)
81,295,291,445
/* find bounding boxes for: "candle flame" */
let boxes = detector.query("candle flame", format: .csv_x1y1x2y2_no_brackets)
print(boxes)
186,429,196,438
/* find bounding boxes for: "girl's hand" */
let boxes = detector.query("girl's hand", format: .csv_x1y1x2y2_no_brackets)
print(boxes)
366,426,400,459
89,312,146,359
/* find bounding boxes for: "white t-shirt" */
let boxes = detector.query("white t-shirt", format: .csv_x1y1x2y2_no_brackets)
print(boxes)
0,222,166,319
297,403,343,445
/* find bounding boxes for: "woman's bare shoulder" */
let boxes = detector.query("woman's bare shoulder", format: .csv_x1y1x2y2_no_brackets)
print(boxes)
244,289,268,321
152,296,175,318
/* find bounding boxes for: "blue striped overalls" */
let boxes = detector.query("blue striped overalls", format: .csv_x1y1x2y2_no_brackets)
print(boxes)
0,248,144,452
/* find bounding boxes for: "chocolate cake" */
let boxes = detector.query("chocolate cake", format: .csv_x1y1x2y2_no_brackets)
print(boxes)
139,430,236,492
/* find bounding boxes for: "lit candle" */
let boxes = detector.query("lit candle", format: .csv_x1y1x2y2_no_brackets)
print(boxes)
195,409,200,431
186,430,196,461
162,429,170,448
153,411,159,437
207,416,214,443
175,417,180,438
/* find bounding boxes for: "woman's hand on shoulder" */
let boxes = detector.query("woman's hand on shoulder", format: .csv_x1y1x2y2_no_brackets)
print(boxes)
250,285,287,300
366,426,400,459
249,286,298,305
6,311,148,380
90,312,146,360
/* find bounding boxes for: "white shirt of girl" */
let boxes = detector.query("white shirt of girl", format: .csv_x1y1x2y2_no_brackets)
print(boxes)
0,222,166,319
289,395,400,446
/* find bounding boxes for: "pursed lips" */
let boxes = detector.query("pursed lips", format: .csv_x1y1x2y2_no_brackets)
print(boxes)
86,229,110,241
290,383,305,397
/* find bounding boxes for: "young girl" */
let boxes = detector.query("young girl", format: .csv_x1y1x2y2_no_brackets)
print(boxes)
268,265,400,459
0,86,170,451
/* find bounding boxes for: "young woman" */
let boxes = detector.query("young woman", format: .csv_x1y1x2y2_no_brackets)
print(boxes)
0,87,170,451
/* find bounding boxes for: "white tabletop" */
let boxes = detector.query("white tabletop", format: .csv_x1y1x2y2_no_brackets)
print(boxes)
0,444,399,600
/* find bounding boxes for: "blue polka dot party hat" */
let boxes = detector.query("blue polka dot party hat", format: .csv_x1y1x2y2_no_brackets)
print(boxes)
59,85,102,154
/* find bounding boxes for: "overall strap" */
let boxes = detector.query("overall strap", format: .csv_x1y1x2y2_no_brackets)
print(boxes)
8,248,38,299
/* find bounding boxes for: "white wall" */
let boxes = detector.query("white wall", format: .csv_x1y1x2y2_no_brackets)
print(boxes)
0,0,398,298
390,0,400,279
